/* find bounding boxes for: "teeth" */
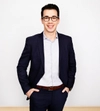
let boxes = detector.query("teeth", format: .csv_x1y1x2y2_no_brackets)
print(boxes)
48,25,53,28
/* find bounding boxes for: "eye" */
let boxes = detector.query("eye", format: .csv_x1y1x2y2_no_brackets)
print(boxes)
44,16,49,19
52,16,57,19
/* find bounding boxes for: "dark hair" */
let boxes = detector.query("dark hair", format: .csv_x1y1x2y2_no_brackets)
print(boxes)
41,4,60,18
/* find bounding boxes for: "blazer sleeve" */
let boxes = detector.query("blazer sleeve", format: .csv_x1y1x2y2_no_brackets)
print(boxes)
67,37,76,90
17,38,31,94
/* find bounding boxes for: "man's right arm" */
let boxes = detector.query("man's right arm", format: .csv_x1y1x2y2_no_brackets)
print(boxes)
17,38,31,94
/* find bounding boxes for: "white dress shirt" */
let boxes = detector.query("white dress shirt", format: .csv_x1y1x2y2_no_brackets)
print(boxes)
37,33,63,86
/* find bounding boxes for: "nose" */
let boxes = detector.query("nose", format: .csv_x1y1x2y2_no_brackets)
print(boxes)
49,18,52,22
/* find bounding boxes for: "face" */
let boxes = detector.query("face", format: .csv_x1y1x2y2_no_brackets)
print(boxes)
41,9,60,34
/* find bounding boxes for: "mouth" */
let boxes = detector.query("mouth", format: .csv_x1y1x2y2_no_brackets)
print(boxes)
47,25,54,29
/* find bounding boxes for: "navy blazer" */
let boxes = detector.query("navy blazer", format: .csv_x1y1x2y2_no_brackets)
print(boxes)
17,32,76,94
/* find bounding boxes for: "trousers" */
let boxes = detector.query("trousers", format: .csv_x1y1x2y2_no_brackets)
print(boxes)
30,86,68,111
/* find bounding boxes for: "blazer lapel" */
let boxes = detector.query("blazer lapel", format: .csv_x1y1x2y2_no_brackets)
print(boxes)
58,33,64,75
38,32,44,69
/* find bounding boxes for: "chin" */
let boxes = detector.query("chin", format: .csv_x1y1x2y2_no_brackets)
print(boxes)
48,31,55,33
47,29,56,33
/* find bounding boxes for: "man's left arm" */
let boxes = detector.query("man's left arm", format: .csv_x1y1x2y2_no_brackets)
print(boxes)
62,37,76,93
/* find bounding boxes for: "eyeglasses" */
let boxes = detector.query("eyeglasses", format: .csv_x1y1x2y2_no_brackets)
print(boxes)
42,16,59,22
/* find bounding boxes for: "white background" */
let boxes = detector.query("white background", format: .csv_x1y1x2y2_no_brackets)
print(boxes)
0,0,100,107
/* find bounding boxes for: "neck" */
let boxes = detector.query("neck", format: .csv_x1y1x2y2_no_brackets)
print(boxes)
44,31,57,41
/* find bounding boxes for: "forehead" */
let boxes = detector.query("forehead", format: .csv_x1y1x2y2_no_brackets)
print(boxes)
43,9,57,16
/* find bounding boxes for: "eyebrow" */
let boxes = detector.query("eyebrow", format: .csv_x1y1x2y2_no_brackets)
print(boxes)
43,15,58,17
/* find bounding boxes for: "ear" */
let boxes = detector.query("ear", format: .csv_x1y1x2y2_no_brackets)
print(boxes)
57,18,60,24
41,18,43,24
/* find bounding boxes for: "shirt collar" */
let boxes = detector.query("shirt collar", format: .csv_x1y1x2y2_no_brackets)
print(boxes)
43,32,58,40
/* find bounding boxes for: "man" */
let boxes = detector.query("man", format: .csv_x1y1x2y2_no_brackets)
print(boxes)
17,3,76,111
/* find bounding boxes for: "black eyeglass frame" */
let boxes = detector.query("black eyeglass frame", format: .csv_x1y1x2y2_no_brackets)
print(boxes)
42,16,59,22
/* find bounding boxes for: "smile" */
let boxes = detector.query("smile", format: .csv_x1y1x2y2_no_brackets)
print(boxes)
47,25,54,29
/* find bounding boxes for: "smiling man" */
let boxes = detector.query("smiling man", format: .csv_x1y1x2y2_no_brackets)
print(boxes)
17,3,76,111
